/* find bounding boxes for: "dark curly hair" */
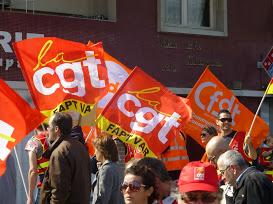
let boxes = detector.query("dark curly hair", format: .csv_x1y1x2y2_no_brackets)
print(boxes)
135,157,170,182
93,134,119,162
202,125,218,136
125,164,159,204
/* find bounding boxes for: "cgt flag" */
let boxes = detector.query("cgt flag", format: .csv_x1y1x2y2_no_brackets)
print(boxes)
87,41,131,111
0,79,45,176
97,67,192,157
184,67,269,148
83,41,131,155
13,37,109,119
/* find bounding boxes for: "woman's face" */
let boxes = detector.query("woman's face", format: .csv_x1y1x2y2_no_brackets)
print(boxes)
121,174,153,204
200,131,213,144
94,148,104,162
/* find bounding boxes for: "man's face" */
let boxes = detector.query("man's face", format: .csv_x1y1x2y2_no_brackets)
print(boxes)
47,116,59,143
216,113,232,132
217,161,236,186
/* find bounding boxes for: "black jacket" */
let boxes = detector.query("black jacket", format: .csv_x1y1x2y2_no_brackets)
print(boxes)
233,166,273,204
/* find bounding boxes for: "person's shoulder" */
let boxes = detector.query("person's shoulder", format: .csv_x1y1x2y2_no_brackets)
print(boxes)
25,136,41,152
100,162,121,178
233,130,244,137
51,138,72,154
57,137,88,155
101,161,119,171
59,136,79,146
245,167,269,181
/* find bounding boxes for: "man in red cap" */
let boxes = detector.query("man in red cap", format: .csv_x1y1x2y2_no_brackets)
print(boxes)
177,161,222,204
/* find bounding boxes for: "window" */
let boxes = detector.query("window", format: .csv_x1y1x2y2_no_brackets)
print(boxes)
158,0,227,36
1,0,116,21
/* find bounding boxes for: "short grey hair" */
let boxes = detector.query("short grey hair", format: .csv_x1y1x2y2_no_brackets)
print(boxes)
217,150,248,169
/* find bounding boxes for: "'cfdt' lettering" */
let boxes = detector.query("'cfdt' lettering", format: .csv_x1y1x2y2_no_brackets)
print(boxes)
194,82,240,125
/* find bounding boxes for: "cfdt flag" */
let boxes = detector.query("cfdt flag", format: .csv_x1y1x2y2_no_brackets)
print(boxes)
97,67,192,157
0,79,45,176
184,67,269,148
13,37,109,119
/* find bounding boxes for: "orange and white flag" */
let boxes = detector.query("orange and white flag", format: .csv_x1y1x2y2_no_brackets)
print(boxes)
184,67,269,148
87,41,131,112
13,37,109,119
97,67,192,157
81,41,131,155
0,79,45,176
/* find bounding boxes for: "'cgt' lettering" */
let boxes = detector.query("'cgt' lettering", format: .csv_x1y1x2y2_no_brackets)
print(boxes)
194,81,240,125
33,51,106,97
117,93,181,144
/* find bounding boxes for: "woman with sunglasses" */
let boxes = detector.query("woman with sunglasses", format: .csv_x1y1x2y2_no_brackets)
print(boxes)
121,164,158,204
91,135,124,204
200,126,218,162
177,161,223,204
200,126,218,145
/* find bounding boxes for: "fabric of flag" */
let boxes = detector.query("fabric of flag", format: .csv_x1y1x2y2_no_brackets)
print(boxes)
13,37,109,119
81,41,131,155
184,67,269,148
87,41,131,111
266,79,273,94
97,67,192,157
0,79,46,176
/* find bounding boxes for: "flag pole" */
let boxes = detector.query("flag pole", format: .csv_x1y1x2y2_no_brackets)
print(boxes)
14,146,28,198
85,126,95,144
247,78,273,135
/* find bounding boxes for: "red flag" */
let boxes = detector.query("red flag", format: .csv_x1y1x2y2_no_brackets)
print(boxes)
0,79,46,176
97,67,192,156
81,41,131,156
13,37,109,119
87,41,131,112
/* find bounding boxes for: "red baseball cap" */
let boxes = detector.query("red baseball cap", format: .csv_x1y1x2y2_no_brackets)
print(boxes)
178,161,219,193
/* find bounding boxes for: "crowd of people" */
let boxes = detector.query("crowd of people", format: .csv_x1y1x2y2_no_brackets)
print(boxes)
24,110,273,204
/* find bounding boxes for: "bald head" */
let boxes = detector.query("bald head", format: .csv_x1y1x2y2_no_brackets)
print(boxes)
206,136,230,164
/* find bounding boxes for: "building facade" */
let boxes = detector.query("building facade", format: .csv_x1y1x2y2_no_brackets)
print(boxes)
0,0,273,202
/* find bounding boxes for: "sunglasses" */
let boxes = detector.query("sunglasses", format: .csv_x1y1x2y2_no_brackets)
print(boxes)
200,133,208,138
181,192,217,203
120,181,146,193
219,117,232,123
